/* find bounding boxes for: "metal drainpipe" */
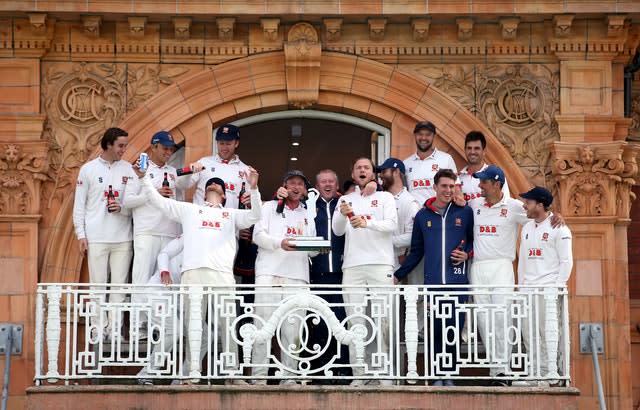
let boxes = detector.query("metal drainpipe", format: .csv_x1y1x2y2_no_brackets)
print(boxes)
624,50,640,117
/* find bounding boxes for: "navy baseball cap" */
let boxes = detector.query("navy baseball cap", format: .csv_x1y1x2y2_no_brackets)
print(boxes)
283,170,310,188
205,177,226,195
520,186,553,207
376,157,406,174
473,165,505,185
150,131,177,148
413,120,436,134
215,124,240,141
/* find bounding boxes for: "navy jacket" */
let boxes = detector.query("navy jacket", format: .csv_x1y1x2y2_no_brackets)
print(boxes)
310,196,345,274
394,199,474,285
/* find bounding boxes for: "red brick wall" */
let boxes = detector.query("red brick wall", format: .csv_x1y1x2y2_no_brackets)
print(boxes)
629,185,640,299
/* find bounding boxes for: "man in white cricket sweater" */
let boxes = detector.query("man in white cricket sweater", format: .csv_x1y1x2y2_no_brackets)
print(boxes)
133,161,261,385
251,170,317,385
124,130,182,340
332,158,398,386
73,127,135,340
515,187,573,387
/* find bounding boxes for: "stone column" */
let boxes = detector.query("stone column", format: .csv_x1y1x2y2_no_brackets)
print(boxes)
550,14,639,409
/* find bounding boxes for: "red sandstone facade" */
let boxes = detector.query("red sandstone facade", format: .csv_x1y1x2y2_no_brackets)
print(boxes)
0,1,639,408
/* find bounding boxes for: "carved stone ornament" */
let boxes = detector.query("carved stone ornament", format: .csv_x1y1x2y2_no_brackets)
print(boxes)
551,141,638,219
368,18,387,41
0,142,49,215
28,13,47,35
630,92,640,142
412,18,430,42
500,17,520,40
606,15,627,38
172,17,191,40
456,18,473,41
217,17,235,41
284,22,320,109
128,16,147,38
81,15,102,38
323,18,342,42
261,18,280,42
553,15,574,37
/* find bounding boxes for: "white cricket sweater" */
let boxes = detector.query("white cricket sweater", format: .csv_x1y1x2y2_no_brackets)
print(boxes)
404,148,457,204
392,187,421,259
72,156,135,243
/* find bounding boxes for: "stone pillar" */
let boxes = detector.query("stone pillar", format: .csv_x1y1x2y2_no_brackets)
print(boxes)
550,15,639,409
0,58,49,405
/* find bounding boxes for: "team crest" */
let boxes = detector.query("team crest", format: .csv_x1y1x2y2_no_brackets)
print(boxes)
455,217,462,227
500,208,508,218
371,200,378,207
304,218,308,225
122,176,128,184
431,164,439,172
408,167,413,173
222,211,230,219
542,232,549,242
427,220,432,228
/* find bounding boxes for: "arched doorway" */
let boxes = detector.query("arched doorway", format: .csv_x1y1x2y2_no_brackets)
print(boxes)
40,51,529,283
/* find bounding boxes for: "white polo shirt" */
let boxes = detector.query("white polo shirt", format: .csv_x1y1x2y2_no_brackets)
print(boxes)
253,200,316,283
469,195,528,262
175,154,250,208
518,213,573,286
458,163,510,201
392,187,421,261
404,148,457,204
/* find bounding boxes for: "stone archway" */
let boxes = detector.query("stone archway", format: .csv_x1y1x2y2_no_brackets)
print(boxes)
40,51,530,283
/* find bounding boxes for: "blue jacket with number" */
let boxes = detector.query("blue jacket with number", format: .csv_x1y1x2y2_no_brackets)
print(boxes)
394,198,474,285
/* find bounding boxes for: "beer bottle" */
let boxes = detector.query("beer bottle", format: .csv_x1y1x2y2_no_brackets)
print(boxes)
176,166,193,176
162,172,170,197
106,185,116,213
238,182,246,210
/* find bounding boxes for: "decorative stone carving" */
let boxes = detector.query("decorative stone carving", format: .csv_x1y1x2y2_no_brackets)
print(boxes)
500,17,520,40
551,141,638,218
412,18,430,42
323,18,342,42
260,18,280,42
172,17,191,40
606,15,627,38
0,142,49,215
553,15,574,37
81,15,102,38
284,22,320,109
28,13,47,35
456,18,473,41
368,19,386,41
217,18,235,41
128,16,147,38
630,92,640,142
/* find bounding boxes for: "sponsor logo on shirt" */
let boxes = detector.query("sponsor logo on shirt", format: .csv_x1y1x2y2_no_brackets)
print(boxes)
201,220,222,229
528,248,543,257
479,225,497,234
287,226,304,235
225,182,236,192
412,179,431,188
464,193,483,201
104,190,120,197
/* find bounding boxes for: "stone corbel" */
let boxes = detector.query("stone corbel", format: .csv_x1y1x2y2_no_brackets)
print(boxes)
551,141,629,218
27,13,47,35
323,18,342,42
606,15,627,38
368,18,386,41
456,18,473,41
553,14,574,37
128,16,147,38
618,143,640,219
261,18,280,42
217,17,235,41
81,15,102,38
172,17,191,40
0,141,50,215
412,18,430,42
284,23,321,109
500,17,520,40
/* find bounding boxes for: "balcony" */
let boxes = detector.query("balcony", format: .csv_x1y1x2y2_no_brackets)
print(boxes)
28,284,579,409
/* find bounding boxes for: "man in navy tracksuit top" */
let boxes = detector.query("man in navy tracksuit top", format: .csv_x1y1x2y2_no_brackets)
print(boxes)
394,168,474,386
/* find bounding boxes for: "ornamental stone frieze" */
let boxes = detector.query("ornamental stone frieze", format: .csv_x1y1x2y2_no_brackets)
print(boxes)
284,23,321,109
551,141,639,219
0,142,49,215
403,63,560,186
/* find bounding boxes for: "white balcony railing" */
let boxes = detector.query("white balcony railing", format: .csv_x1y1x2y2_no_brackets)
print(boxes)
34,283,570,385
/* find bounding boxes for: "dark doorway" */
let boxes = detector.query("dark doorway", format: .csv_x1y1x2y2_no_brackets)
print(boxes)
237,118,374,196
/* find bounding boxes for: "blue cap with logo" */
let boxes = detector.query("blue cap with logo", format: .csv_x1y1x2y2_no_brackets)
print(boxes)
376,157,406,174
413,120,436,134
473,165,505,185
205,177,226,195
520,186,553,207
215,124,240,141
150,131,177,148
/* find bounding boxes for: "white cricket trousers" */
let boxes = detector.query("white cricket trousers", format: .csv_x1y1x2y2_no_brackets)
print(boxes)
342,264,394,377
521,292,563,378
469,258,514,377
252,275,308,378
131,234,173,329
87,241,133,332
181,268,239,376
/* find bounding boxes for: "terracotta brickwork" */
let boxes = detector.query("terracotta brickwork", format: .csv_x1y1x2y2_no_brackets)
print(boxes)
0,2,637,409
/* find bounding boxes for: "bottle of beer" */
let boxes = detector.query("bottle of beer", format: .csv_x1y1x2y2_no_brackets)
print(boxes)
238,181,246,210
106,185,116,213
176,166,193,176
456,239,466,251
162,172,170,197
276,198,285,214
